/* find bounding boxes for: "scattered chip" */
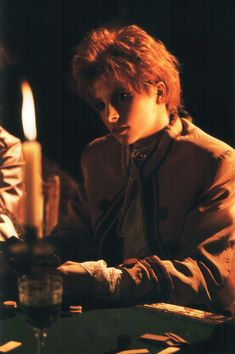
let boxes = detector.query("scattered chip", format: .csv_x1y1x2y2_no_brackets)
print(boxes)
69,305,83,313
140,333,169,344
3,301,17,309
0,341,22,352
157,346,180,354
116,349,150,354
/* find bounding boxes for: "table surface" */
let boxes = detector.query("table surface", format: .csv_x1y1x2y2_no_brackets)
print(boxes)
0,304,233,354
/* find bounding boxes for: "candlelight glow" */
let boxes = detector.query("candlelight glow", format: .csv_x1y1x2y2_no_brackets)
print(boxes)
21,81,37,141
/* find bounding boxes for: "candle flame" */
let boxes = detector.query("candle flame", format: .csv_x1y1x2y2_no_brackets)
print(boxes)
21,81,37,141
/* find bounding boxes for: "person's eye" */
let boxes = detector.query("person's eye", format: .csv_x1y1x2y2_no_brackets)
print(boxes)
94,101,105,112
117,91,132,102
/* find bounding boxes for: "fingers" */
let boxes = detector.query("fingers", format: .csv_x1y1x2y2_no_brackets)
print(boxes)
31,262,88,277
62,261,78,266
30,262,93,303
57,262,88,276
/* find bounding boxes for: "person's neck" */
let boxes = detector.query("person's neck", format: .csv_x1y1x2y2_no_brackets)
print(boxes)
131,106,169,149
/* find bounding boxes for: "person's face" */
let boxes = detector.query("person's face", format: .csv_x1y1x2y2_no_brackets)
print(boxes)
90,79,169,145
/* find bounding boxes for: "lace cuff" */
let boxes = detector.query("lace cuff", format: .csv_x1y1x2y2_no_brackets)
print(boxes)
80,260,122,297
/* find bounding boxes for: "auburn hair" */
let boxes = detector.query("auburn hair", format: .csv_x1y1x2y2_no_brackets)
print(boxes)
71,25,181,114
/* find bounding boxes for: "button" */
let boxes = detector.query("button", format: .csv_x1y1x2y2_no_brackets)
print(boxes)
158,207,168,220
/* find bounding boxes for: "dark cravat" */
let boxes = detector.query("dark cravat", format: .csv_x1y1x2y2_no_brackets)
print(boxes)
117,154,151,260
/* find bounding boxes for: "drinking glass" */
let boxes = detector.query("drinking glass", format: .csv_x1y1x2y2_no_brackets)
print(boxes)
18,274,63,354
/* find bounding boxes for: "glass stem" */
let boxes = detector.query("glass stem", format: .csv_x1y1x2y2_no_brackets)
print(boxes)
34,328,47,354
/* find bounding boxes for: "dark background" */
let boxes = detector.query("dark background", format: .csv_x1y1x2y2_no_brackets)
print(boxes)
0,0,234,180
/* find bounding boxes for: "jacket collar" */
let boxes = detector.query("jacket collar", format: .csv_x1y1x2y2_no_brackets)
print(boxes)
141,115,183,177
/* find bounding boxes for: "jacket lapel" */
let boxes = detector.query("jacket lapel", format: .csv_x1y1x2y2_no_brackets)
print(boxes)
142,116,183,177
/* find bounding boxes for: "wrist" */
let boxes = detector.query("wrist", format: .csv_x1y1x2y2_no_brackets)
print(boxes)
80,260,122,297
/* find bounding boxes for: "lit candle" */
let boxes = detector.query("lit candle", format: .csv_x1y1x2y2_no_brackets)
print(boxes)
21,81,43,237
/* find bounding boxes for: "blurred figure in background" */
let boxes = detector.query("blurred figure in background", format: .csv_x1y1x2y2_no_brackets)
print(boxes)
0,126,24,216
0,46,24,240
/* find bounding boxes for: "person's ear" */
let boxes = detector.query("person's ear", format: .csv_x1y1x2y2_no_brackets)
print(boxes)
155,81,167,104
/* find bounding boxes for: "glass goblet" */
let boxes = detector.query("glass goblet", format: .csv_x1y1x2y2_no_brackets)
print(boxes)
18,274,63,354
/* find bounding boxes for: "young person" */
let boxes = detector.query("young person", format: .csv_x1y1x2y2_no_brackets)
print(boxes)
50,25,235,315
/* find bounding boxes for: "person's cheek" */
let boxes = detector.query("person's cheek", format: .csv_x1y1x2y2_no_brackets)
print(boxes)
98,114,106,127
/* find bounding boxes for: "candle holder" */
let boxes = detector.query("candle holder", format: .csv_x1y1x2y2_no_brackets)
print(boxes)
24,225,39,244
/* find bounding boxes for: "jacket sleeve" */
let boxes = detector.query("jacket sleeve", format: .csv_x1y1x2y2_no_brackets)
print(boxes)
49,147,95,262
117,150,235,311
0,127,24,221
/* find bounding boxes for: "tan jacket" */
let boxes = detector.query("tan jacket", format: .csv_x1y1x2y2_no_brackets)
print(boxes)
53,117,235,314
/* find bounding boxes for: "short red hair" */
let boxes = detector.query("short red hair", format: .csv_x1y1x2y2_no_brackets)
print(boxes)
71,25,181,114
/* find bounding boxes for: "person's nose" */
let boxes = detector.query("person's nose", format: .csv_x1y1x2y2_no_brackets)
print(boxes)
106,103,119,124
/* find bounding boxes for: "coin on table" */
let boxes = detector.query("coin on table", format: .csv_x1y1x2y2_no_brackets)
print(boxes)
69,305,83,313
3,300,17,309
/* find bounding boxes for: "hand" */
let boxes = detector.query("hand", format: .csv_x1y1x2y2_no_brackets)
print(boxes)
31,261,93,304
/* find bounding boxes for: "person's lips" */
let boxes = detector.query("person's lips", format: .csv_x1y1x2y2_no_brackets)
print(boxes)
111,126,129,135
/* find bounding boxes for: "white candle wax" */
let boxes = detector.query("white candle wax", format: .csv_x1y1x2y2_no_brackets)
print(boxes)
22,140,43,237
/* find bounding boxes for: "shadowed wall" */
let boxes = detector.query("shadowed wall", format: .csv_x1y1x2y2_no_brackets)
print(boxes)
0,0,234,180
